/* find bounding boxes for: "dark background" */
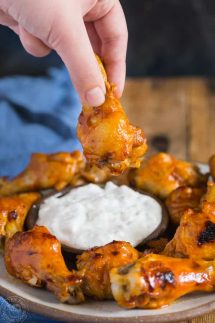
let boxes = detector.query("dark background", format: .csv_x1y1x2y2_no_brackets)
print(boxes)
0,0,215,77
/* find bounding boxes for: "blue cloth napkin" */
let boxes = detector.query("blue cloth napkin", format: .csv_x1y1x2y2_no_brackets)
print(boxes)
0,296,62,323
0,66,82,322
0,66,82,177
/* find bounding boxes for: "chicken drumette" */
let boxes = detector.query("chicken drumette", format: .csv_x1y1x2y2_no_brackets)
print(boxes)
129,153,206,199
0,192,40,241
163,182,215,260
110,254,215,309
77,241,139,300
77,57,147,175
4,226,84,304
0,151,84,196
165,186,205,225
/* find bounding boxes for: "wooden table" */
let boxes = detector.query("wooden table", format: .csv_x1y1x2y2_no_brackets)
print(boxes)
122,77,215,323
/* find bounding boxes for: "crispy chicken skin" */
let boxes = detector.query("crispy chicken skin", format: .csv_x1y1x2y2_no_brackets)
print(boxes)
71,164,111,187
163,182,215,260
129,153,206,199
80,164,111,184
0,151,84,196
4,226,84,304
76,241,139,300
166,186,205,225
0,192,40,240
110,254,215,309
77,57,147,175
163,201,215,260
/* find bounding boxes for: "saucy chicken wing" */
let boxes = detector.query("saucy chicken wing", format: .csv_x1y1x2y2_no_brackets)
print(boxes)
166,186,205,225
0,151,84,196
71,164,111,187
76,241,139,300
163,200,215,260
4,226,84,304
110,254,215,309
77,57,147,175
0,192,40,240
129,153,206,199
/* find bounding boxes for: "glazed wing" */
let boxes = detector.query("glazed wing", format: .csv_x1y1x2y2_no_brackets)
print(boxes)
76,241,139,300
0,151,84,196
4,226,84,304
166,186,205,225
0,192,40,240
71,164,111,187
110,254,215,309
163,202,215,260
163,190,215,260
77,57,147,175
129,153,206,199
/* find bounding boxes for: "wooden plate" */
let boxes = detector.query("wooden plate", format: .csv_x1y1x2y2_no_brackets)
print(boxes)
0,163,214,322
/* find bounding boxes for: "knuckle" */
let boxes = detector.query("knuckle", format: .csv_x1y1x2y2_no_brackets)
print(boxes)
84,0,115,21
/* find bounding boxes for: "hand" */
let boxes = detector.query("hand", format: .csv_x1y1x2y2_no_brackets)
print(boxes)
0,0,127,106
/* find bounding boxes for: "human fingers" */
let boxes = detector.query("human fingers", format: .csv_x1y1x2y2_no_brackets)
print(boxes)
94,0,128,97
19,26,51,57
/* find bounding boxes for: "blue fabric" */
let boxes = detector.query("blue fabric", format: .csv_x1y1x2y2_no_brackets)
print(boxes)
0,66,82,177
0,297,62,322
0,66,82,322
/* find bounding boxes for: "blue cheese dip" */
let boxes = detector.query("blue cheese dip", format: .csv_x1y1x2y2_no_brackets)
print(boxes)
37,182,162,250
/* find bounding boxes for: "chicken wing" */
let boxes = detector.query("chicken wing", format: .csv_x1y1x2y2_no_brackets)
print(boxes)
77,57,147,175
166,186,205,225
163,199,215,260
76,241,139,300
71,164,111,187
0,192,40,241
0,151,84,196
129,153,206,199
110,254,215,309
4,226,84,304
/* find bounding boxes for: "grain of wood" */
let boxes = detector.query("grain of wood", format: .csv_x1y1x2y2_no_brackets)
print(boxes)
122,77,215,162
122,78,188,159
187,79,215,163
189,313,215,323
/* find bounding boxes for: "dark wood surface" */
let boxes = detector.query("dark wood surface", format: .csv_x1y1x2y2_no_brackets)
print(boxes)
122,77,215,323
122,78,215,162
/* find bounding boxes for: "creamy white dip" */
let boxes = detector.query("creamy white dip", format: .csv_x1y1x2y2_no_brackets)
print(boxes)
37,182,162,250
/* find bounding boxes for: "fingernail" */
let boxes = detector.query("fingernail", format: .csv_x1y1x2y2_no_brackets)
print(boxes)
85,87,105,107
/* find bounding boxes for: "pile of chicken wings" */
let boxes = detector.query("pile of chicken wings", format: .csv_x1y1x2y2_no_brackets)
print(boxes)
1,150,215,309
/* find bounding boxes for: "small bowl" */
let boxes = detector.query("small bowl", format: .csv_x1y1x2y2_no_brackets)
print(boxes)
25,183,169,254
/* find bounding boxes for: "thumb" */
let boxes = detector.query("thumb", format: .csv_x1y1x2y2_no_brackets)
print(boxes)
50,13,106,107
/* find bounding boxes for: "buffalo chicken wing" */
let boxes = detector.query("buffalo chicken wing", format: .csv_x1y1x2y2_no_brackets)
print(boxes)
4,226,84,304
129,153,206,199
77,241,139,300
165,186,205,225
0,192,40,240
110,254,215,309
0,151,84,196
77,57,147,175
163,182,215,260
